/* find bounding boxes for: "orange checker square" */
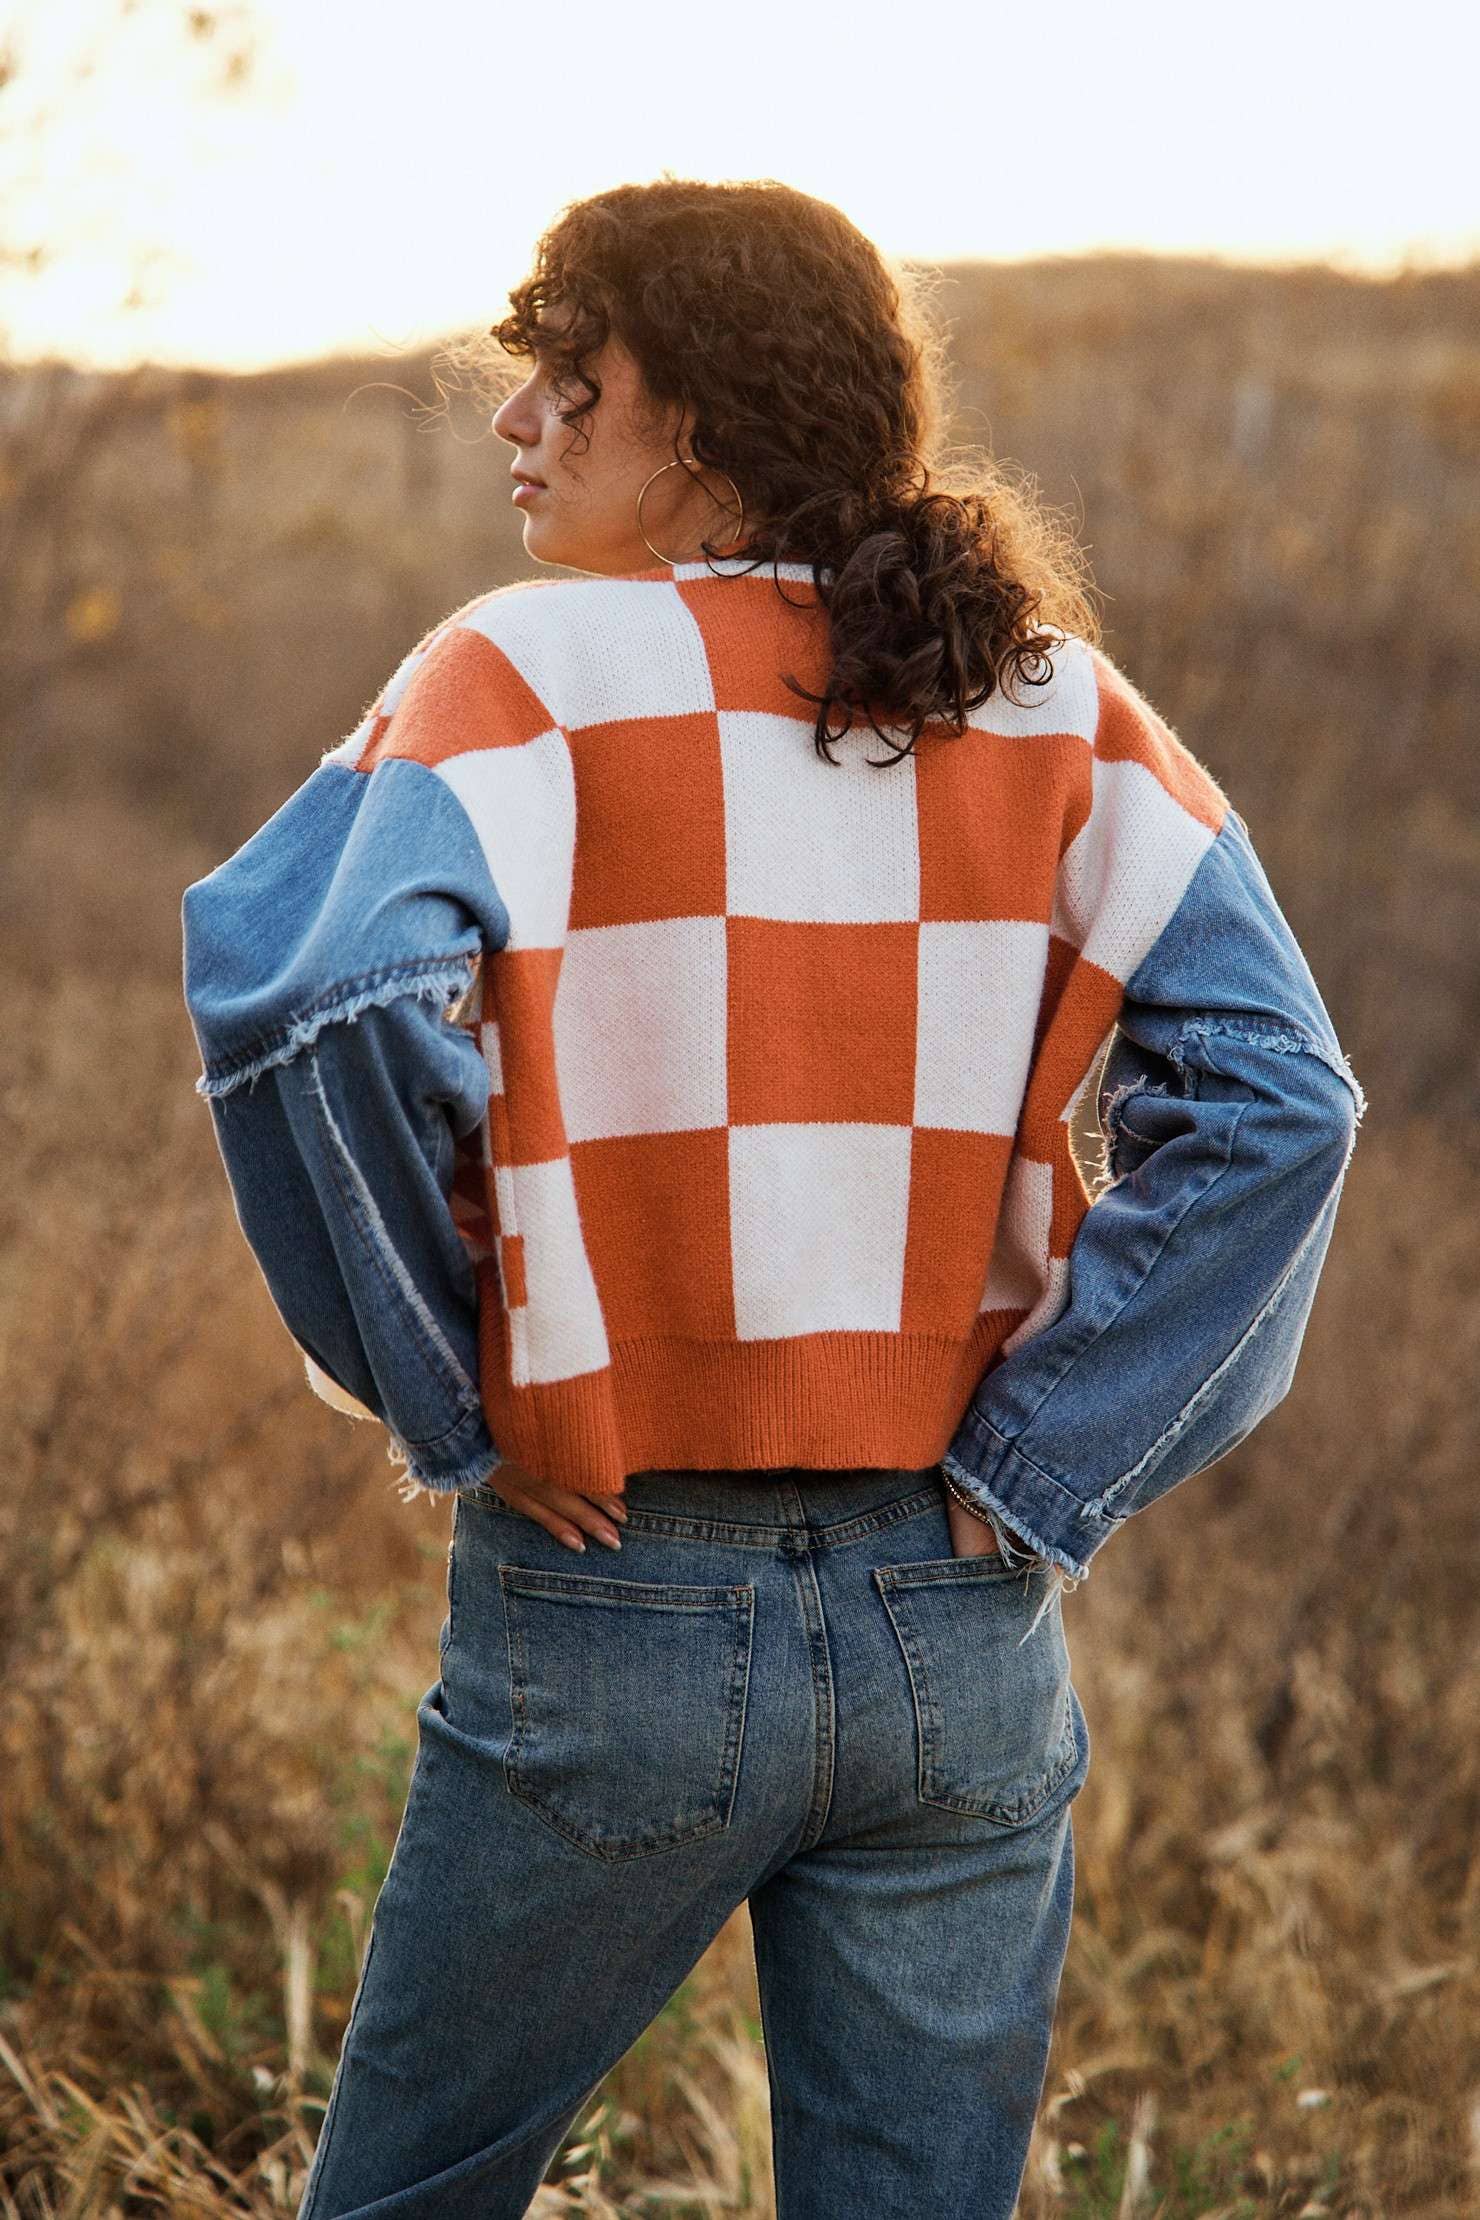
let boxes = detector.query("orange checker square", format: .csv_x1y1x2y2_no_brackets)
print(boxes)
914,723,1088,924
357,623,557,772
1089,647,1227,833
899,1125,1016,1335
486,945,568,1166
449,1130,494,1255
569,1126,734,1341
1032,933,1077,1057
1048,1122,1091,1259
566,712,729,929
676,570,833,718
498,1229,529,1309
1018,950,1125,1155
726,914,919,1127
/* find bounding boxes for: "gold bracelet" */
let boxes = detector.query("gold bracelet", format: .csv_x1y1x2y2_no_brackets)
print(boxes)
939,1468,1044,1564
940,1467,996,1524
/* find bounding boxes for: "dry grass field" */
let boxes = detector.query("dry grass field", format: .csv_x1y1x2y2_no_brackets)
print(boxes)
2,250,1477,2215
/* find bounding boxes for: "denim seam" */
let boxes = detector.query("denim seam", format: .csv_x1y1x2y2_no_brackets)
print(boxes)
1090,1164,1348,1521
950,1088,1253,1549
1094,1068,1175,1192
1171,1017,1368,1124
937,1448,1094,1585
981,1094,1251,1441
302,1042,482,1426
299,1887,390,2216
385,1428,504,1497
944,1433,1092,1526
193,953,479,1100
390,1402,493,1455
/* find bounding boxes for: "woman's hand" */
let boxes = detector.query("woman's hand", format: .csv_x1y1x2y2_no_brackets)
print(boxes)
491,1464,1003,1561
946,1493,1003,1559
488,1460,628,1553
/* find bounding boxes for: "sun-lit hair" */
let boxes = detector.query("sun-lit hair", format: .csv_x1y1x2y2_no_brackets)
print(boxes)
441,177,1102,764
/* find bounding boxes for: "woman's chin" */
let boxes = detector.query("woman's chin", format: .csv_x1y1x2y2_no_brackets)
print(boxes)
518,522,646,577
516,514,582,570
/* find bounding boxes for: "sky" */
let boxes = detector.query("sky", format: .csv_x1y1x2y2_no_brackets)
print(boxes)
3,0,1478,375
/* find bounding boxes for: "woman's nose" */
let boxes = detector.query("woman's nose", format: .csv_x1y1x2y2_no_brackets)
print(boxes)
492,386,539,445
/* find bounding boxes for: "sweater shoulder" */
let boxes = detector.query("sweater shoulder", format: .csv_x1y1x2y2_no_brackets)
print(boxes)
1080,639,1228,832
433,569,745,733
957,627,1098,747
451,570,662,655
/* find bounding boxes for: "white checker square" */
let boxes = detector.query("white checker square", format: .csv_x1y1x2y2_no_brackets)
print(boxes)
1003,1254,1072,1353
963,631,1098,743
434,729,575,951
1061,1021,1118,1129
476,1019,504,1167
478,1017,505,1094
379,639,437,719
462,579,717,727
914,919,1050,1134
730,1121,912,1338
324,641,442,769
1051,754,1215,983
671,555,820,585
718,710,921,922
555,915,728,1142
320,716,374,770
493,1155,610,1385
980,1154,1053,1313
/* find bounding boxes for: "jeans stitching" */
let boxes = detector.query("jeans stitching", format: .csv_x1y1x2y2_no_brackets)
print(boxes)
875,1578,1078,1827
299,1905,385,2216
499,1577,755,1860
304,1044,482,1426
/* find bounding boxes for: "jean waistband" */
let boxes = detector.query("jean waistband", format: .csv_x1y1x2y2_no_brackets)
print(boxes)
618,1462,947,1546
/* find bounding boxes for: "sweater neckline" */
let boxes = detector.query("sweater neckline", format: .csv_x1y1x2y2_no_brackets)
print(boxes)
597,552,833,587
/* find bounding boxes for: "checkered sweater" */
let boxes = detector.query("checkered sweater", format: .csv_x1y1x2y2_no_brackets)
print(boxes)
316,552,1228,1500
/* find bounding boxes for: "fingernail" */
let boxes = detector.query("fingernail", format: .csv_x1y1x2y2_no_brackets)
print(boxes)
599,1532,622,1551
610,1503,628,1522
564,1532,585,1551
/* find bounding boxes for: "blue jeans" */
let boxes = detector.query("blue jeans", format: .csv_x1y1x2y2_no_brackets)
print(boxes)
298,1463,1092,2218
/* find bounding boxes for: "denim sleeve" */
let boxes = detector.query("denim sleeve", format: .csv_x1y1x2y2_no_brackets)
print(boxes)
182,743,513,1494
201,988,504,1493
941,807,1366,1584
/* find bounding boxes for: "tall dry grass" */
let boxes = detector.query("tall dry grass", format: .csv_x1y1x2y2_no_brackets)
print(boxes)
2,251,1477,2214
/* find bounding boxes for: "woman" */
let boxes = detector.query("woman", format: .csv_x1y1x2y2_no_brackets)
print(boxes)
182,180,1363,2217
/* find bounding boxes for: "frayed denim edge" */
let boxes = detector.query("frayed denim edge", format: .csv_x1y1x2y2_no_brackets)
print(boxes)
941,1464,1085,1644
1171,1018,1369,1127
1090,1143,1354,1522
938,1448,1091,1592
384,1432,505,1507
192,957,478,1100
302,1044,482,1409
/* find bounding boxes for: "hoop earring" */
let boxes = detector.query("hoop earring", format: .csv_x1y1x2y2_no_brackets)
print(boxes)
636,455,746,565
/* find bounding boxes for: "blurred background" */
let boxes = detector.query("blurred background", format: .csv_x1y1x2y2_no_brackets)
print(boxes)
2,1,1477,2212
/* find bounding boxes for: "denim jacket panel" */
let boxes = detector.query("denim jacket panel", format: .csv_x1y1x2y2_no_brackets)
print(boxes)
183,753,511,1098
200,991,505,1494
940,806,1365,1582
182,752,511,1492
184,746,1363,1543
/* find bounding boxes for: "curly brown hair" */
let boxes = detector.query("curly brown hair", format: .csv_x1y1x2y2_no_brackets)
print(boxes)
439,177,1101,767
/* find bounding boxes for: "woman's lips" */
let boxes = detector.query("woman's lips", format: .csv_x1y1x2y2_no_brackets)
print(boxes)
512,480,545,504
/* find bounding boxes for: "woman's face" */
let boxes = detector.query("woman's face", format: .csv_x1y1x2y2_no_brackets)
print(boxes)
491,301,743,575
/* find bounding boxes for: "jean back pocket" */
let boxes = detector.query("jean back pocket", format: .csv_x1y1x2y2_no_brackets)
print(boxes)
499,1564,755,1861
874,1558,1083,1827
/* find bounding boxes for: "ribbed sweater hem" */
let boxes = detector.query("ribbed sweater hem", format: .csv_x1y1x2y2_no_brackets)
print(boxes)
477,1313,1021,1496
